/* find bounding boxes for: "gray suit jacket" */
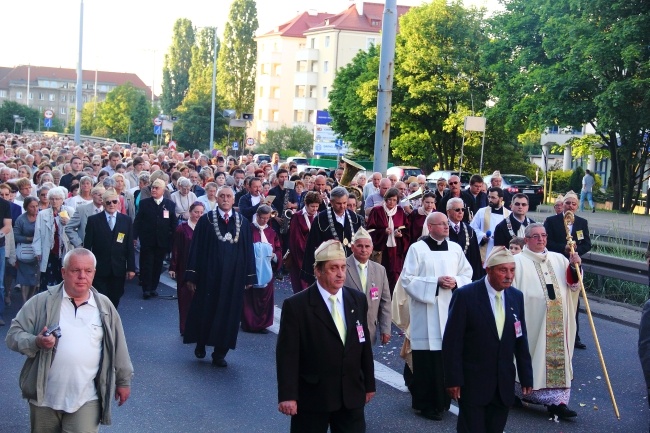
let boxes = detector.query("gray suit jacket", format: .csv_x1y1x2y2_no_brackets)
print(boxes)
344,255,392,344
65,202,101,247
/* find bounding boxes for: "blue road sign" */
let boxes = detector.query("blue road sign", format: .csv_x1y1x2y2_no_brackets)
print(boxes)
44,118,52,128
154,125,162,135
232,141,239,150
334,138,344,149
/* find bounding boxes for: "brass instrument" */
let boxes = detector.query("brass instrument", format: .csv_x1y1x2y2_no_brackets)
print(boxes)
563,211,620,419
270,210,278,218
339,157,364,202
279,187,292,235
284,209,294,219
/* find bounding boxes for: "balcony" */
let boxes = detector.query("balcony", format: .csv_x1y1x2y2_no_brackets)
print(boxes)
295,48,319,62
256,74,281,88
292,121,314,132
258,51,282,64
294,72,318,86
256,97,280,111
257,120,281,132
293,97,317,111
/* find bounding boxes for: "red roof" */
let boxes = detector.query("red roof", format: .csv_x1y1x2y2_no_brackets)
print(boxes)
259,11,336,38
305,2,411,34
0,65,152,99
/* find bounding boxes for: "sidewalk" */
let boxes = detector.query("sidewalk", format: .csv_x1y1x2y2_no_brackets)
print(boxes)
583,294,643,328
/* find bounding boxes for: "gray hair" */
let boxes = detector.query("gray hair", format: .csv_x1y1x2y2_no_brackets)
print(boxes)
330,186,349,201
177,176,192,188
62,247,97,269
102,177,116,189
79,175,93,185
138,172,151,184
256,204,273,216
524,222,545,237
446,197,464,211
47,186,67,200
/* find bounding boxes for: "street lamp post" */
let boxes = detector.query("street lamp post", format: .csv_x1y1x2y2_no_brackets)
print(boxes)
74,0,84,144
209,27,218,150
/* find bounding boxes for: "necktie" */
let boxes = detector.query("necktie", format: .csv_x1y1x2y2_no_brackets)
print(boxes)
224,213,229,225
108,214,115,231
495,292,505,339
358,263,367,293
454,224,459,234
329,295,346,343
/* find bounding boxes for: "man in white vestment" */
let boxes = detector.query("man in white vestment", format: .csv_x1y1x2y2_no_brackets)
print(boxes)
513,223,581,419
400,212,473,421
470,187,510,265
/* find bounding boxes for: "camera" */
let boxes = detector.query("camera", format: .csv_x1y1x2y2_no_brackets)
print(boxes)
43,324,62,339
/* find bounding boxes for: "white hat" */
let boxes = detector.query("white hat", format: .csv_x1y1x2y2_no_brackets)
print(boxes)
314,240,346,262
485,246,515,268
352,227,372,244
563,190,579,202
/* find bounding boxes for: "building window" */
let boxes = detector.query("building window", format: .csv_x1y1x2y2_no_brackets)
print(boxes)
272,64,282,76
61,94,66,102
16,92,22,99
323,61,329,73
310,61,319,72
295,86,305,98
294,110,305,122
271,110,280,122
258,109,263,121
371,19,381,27
28,92,33,100
0,90,6,98
366,37,376,49
309,86,317,98
272,87,280,98
38,93,44,100
60,107,66,115
70,95,76,103
325,36,330,48
322,87,328,98
297,61,307,72
310,37,316,49
259,87,264,98
49,94,55,101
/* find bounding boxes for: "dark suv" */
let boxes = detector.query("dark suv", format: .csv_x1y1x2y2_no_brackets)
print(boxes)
484,174,544,211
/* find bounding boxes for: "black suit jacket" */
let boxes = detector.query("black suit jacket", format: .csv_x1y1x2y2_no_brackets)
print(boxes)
276,284,375,412
443,278,533,406
84,211,135,277
133,197,177,250
238,193,262,221
544,212,591,258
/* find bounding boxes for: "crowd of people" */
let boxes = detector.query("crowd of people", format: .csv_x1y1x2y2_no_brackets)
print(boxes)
0,131,597,432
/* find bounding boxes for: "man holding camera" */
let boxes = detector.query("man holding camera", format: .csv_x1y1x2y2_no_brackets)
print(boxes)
6,248,133,432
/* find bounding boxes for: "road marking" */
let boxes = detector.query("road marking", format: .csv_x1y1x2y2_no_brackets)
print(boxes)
271,307,459,415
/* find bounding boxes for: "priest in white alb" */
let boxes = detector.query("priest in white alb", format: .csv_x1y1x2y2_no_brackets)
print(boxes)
513,223,581,420
399,211,473,422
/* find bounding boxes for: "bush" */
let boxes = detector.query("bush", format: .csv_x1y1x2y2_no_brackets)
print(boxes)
569,166,585,192
548,169,572,194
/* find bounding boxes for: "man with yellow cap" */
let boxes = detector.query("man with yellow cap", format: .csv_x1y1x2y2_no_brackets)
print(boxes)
443,246,533,433
544,190,591,350
345,227,392,345
277,239,375,432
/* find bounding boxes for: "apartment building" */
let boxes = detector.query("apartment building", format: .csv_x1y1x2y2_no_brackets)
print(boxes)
0,65,151,127
253,1,411,142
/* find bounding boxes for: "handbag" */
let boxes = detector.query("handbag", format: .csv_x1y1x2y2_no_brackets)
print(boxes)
370,250,383,264
16,243,36,262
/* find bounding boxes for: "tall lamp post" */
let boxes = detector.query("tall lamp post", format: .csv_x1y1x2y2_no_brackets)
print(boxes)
209,26,218,149
74,0,84,144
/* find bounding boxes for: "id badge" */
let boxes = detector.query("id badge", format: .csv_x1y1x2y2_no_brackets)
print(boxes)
163,210,169,219
356,320,366,343
370,286,379,301
576,230,584,241
117,233,125,243
514,320,523,338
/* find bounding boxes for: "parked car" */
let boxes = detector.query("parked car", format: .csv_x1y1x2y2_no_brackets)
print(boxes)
483,173,544,211
254,153,271,164
287,157,310,172
387,166,425,181
426,170,472,189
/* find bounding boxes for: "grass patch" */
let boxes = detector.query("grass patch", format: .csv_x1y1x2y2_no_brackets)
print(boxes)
583,272,649,307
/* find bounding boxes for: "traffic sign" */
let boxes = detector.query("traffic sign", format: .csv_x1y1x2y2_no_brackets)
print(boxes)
44,109,54,119
154,125,162,135
44,118,53,128
232,141,239,151
246,137,255,146
153,118,162,126
334,138,344,149
169,140,177,151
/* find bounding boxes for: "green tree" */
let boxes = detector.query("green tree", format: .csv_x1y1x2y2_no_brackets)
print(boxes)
485,0,650,211
258,125,313,156
0,101,41,133
391,0,490,171
79,98,104,136
161,18,196,113
328,44,381,158
217,0,258,121
99,83,151,143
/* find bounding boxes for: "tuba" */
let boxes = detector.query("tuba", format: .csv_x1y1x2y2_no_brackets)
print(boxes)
339,157,364,202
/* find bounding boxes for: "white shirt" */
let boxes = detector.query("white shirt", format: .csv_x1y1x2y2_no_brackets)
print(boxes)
317,282,346,330
93,205,104,214
38,289,103,412
218,208,231,220
251,195,261,206
334,211,345,226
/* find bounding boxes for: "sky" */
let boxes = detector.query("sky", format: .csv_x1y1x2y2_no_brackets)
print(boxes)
1,0,501,95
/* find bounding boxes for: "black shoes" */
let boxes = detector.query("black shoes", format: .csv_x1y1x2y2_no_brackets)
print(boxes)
212,357,228,367
574,340,586,350
142,290,159,299
194,346,206,359
420,409,443,421
548,403,577,418
592,208,595,213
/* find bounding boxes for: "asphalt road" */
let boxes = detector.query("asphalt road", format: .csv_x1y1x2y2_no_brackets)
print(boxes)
0,275,648,433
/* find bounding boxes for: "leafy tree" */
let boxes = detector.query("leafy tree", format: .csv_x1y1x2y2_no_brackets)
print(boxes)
391,0,490,171
79,98,104,136
328,44,381,158
161,18,195,113
98,83,151,143
485,0,650,211
257,125,313,156
0,101,41,133
217,0,258,118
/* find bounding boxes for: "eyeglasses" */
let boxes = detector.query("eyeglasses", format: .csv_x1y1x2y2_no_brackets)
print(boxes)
448,181,459,185
428,222,448,226
92,163,101,166
104,199,119,205
513,202,528,206
452,208,465,212
526,234,548,240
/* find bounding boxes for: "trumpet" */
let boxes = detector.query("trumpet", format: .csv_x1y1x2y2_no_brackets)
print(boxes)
271,210,278,218
284,209,294,219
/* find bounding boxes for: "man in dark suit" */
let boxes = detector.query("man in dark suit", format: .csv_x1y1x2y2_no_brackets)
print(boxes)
544,190,591,349
443,247,533,433
277,240,375,432
238,178,268,221
134,179,177,299
344,227,391,345
65,185,106,248
84,189,135,308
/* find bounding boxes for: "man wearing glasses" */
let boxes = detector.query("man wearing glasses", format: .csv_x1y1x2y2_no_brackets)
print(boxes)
446,198,484,281
437,175,473,223
512,223,581,420
493,193,535,248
